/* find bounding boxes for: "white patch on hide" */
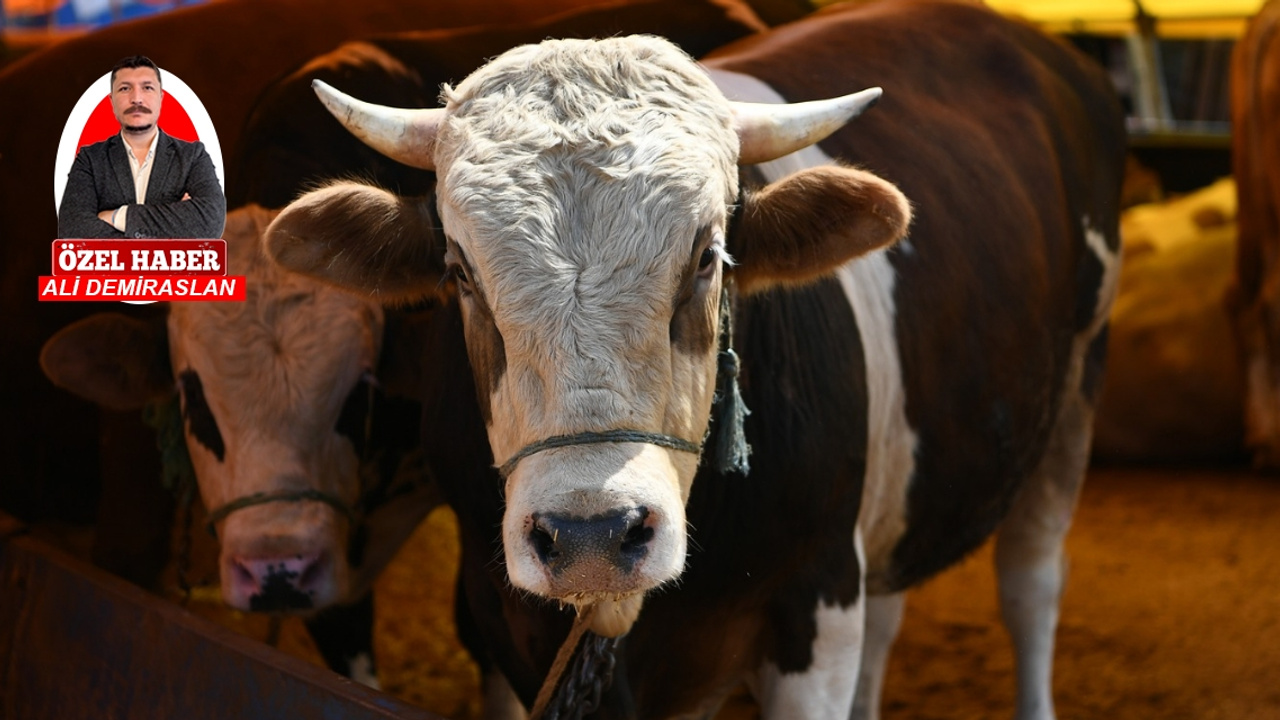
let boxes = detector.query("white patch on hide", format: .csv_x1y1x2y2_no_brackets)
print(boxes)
1082,217,1120,336
755,598,865,719
706,67,918,592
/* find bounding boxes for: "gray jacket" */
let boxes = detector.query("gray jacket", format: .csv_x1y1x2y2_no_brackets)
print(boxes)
57,130,226,239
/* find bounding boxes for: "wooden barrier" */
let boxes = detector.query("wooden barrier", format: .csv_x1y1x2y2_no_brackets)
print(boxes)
0,512,444,720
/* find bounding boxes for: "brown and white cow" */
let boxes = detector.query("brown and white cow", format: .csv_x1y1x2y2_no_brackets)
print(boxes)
268,1,1125,717
40,205,438,683
1229,0,1280,468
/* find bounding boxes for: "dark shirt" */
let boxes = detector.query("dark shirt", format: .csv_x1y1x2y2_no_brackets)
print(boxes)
57,130,226,239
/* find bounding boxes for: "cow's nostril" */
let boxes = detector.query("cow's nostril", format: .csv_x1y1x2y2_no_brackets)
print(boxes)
530,516,559,565
233,560,256,589
620,521,653,556
297,555,323,590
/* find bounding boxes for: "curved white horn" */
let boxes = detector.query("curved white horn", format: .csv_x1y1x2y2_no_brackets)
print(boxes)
312,79,442,171
731,87,882,165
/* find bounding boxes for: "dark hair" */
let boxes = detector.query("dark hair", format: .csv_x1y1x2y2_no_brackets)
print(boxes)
110,55,162,88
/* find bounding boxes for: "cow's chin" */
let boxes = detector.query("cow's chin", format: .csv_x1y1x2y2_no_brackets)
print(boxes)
581,593,646,638
501,444,689,631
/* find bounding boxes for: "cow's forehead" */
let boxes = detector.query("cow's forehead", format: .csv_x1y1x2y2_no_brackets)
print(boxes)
434,36,739,251
169,238,383,428
439,36,736,153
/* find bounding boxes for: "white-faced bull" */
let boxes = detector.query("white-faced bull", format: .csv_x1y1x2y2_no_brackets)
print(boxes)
268,3,1125,718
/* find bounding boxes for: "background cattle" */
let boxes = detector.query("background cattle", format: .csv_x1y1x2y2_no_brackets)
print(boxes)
1,0,764,584
40,204,438,683
269,1,1124,718
26,0,767,684
1228,0,1280,468
1094,178,1247,463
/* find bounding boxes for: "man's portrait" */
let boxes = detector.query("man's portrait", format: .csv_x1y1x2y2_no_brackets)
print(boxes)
56,55,226,240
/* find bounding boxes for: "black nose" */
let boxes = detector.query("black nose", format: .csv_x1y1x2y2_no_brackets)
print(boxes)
529,507,653,573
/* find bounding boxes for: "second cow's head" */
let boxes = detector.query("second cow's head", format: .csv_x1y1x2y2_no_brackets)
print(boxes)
268,36,909,635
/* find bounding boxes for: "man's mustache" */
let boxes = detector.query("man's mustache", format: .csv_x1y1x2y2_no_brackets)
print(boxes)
125,106,152,115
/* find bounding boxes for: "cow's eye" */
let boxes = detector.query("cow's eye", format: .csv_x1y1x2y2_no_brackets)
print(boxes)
444,240,475,296
335,370,378,457
698,246,716,271
450,263,473,294
692,226,724,283
696,244,721,281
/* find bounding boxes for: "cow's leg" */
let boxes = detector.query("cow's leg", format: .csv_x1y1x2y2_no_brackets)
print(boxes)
849,592,904,720
755,531,866,719
994,377,1095,720
996,215,1114,720
304,591,379,688
756,599,865,719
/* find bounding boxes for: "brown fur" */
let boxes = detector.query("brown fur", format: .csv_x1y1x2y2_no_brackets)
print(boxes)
458,290,507,428
710,0,1127,589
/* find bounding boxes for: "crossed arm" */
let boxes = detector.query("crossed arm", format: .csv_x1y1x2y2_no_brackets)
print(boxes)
57,142,227,239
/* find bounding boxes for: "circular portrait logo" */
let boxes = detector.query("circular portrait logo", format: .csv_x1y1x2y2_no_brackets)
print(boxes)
54,68,224,213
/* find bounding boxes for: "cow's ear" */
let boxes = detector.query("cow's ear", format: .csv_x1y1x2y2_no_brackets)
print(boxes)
40,313,172,411
729,165,911,296
266,182,445,305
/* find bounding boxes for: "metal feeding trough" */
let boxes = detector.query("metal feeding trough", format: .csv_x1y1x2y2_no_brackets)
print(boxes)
0,511,445,719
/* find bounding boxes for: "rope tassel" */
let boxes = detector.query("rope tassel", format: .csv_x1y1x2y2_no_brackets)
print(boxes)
713,285,751,476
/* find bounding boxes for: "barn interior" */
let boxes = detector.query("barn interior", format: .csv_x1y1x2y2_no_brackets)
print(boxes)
2,0,1277,718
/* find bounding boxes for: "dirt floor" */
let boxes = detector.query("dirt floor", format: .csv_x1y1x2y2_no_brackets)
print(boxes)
122,465,1280,719
881,466,1280,720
